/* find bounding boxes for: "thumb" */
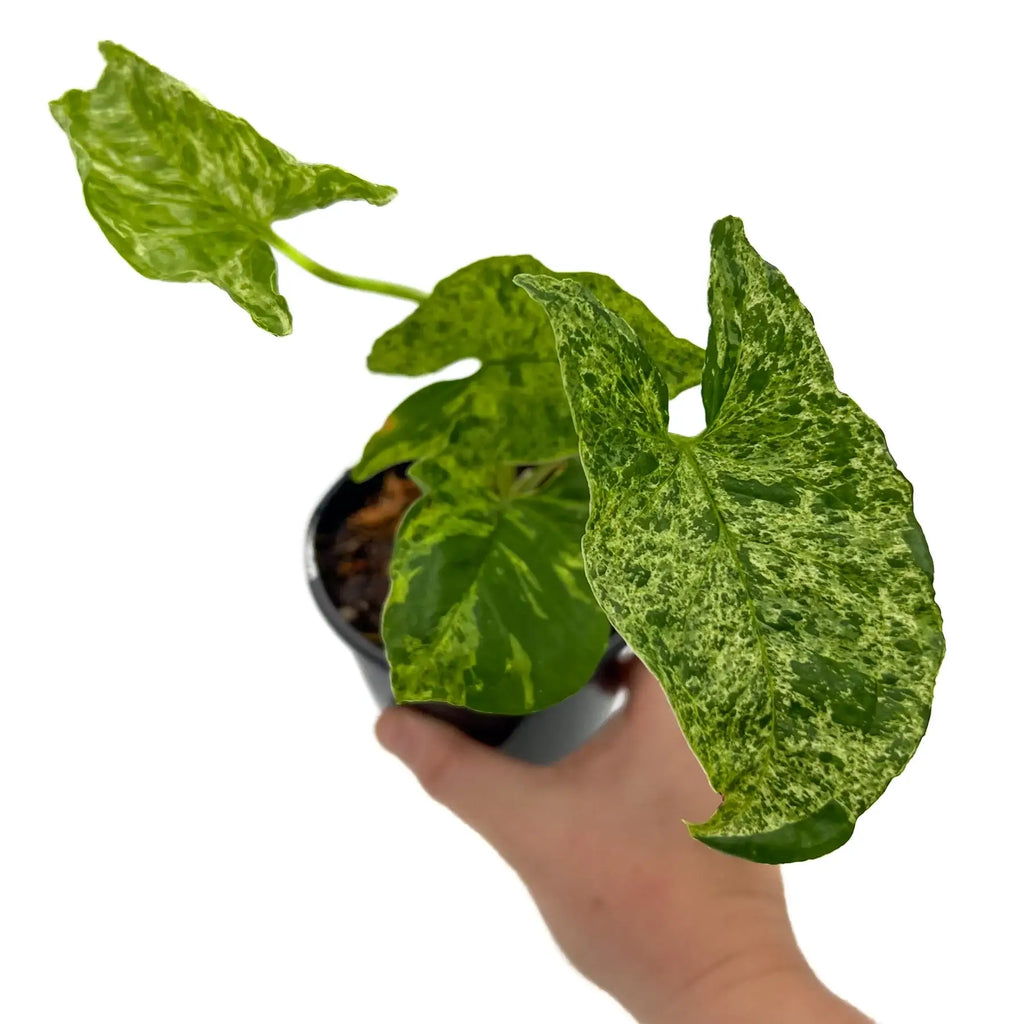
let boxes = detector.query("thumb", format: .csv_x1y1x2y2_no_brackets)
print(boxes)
375,706,546,857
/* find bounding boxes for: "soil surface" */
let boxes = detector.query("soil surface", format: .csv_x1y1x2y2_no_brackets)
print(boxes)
316,471,421,643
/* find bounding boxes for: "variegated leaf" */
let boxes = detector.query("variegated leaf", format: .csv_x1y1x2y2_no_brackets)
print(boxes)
353,379,471,480
51,42,395,334
517,217,943,863
384,449,608,714
353,255,703,479
359,257,702,712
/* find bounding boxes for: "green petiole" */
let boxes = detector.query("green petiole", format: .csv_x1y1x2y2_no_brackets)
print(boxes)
265,230,429,304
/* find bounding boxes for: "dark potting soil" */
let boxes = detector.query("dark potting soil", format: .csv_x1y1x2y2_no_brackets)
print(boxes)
315,470,421,643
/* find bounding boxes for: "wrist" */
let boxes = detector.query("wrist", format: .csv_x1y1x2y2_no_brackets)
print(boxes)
708,971,871,1024
648,958,872,1024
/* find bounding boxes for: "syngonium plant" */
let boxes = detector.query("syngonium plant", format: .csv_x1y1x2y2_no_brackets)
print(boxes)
52,42,944,863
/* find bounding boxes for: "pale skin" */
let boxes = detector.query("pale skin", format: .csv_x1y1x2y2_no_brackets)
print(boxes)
375,659,873,1024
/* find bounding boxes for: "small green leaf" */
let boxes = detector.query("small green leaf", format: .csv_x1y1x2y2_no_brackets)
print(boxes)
51,42,395,334
518,217,944,863
353,255,703,478
384,449,608,715
354,379,472,481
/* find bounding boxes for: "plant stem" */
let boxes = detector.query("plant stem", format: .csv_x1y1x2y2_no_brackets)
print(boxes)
265,230,429,304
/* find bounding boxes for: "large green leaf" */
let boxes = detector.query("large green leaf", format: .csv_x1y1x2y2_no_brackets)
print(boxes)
50,42,395,334
358,256,702,713
384,448,608,715
517,217,943,863
353,255,703,480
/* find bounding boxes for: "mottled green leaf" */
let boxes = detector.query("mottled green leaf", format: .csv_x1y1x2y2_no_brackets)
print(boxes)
384,448,608,715
352,379,469,481
51,42,395,334
353,255,703,478
517,217,943,863
358,256,701,712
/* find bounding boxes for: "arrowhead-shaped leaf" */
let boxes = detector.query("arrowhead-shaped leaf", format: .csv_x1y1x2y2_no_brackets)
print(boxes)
517,217,944,862
384,446,609,714
353,255,703,479
356,256,702,713
50,42,395,334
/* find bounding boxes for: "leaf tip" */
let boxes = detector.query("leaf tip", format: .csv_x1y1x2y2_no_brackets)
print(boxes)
349,460,371,483
369,184,398,207
514,272,561,304
48,94,71,127
97,40,129,64
690,799,856,864
710,215,747,247
253,310,293,336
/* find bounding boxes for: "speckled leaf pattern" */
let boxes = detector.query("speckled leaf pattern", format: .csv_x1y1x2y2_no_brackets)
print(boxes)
356,256,702,713
517,217,943,863
50,42,395,334
384,452,609,714
353,255,703,478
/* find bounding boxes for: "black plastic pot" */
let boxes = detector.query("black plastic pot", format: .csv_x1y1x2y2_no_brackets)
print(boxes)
305,465,626,764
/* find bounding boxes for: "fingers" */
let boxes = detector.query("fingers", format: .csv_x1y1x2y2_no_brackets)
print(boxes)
587,658,723,821
375,706,546,859
580,656,685,754
619,656,678,727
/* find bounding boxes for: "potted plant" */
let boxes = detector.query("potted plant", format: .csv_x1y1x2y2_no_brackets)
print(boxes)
51,42,944,864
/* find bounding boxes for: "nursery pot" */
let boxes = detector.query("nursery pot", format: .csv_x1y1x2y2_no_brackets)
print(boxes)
305,465,626,764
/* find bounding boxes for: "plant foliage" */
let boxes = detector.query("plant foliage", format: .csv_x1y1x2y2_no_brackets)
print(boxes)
50,43,394,334
52,45,945,862
353,256,703,712
517,217,943,861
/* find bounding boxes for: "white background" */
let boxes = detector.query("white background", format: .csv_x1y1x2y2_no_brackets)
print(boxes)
2,2,1021,1021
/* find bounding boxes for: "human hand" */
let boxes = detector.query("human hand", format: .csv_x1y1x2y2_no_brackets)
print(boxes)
375,659,872,1023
